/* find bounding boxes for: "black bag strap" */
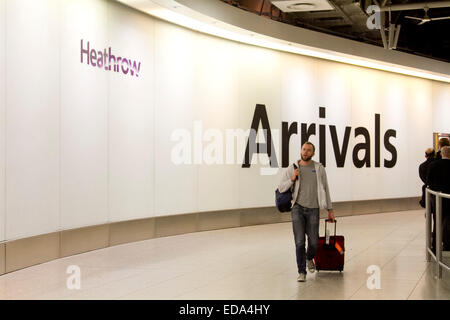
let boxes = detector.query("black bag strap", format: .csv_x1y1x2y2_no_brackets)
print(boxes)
291,163,298,190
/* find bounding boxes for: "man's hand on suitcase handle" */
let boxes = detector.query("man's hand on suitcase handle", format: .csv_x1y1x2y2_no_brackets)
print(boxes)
327,209,335,222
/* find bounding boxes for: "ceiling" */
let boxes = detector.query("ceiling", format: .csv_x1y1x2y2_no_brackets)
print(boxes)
219,0,450,63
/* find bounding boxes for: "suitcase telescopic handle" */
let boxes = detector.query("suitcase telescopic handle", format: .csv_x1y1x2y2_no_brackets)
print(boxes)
324,219,337,245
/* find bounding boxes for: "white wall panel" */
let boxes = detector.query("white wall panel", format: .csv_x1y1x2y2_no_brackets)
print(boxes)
350,68,383,200
432,81,450,134
316,60,353,202
280,53,318,167
237,44,282,208
195,36,240,212
0,0,5,241
379,74,410,199
60,0,108,229
108,2,155,222
407,78,433,196
154,21,198,216
1,0,449,239
5,0,60,240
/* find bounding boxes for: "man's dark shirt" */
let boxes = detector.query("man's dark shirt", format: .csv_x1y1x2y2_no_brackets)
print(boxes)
419,157,435,184
427,159,450,216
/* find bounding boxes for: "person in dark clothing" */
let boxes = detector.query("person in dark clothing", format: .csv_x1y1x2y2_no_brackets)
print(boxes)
435,138,449,160
427,146,450,251
419,148,435,208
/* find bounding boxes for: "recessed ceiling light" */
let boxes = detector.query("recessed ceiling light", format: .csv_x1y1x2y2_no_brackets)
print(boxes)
272,0,334,12
287,3,316,10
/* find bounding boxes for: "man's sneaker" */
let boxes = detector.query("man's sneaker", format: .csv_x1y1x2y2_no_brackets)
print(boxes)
297,273,306,282
307,259,316,273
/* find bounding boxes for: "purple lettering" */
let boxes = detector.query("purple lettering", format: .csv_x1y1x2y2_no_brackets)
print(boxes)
115,57,122,72
97,51,103,68
121,59,129,74
81,39,90,65
103,49,108,70
81,40,141,78
108,47,116,71
90,49,97,67
132,61,141,77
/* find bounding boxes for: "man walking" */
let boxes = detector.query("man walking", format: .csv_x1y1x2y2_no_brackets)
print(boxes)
278,142,334,282
427,146,450,251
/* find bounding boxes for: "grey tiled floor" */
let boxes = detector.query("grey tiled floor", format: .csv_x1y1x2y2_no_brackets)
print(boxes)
1,209,450,300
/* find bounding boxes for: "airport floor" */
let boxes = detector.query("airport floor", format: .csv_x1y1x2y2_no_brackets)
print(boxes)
1,209,450,300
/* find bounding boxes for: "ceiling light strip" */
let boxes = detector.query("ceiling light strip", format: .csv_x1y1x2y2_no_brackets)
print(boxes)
120,0,450,83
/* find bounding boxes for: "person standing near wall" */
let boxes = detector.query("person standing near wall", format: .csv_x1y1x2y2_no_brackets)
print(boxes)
419,148,435,208
427,146,450,251
278,142,335,282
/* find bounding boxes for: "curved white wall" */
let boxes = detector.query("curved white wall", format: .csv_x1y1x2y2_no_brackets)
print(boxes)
0,0,5,244
0,0,449,242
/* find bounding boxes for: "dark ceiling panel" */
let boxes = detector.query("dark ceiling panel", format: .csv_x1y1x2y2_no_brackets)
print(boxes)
220,0,450,62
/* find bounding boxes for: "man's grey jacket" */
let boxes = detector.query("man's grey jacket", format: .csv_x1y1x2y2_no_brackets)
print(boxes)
278,160,333,210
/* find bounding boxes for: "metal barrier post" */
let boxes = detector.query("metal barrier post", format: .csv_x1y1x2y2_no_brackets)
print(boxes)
426,188,450,280
436,194,442,279
426,189,431,262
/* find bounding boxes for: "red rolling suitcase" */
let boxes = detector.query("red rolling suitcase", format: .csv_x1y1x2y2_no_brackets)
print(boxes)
314,219,345,272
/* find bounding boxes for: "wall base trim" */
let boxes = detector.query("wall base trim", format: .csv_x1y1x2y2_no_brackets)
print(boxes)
0,197,422,275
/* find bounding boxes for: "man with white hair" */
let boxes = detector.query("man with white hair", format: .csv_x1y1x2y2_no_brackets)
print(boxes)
436,138,450,160
427,146,450,250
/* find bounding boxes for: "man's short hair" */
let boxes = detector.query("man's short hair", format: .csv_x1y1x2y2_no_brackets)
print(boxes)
302,141,315,153
441,146,450,159
425,148,435,158
439,138,450,148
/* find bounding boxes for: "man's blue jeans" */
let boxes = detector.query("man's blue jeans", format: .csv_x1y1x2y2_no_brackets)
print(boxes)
291,203,320,274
